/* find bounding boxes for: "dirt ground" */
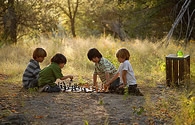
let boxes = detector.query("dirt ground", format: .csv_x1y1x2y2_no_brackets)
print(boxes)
0,79,179,125
0,73,178,125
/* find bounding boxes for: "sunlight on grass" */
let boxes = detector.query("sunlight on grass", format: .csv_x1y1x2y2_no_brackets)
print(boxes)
174,94,195,125
0,36,195,124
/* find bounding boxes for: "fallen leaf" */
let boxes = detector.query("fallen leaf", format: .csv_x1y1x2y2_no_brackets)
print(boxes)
34,115,44,119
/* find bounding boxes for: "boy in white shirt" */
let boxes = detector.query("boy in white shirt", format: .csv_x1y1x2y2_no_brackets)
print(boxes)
106,48,143,96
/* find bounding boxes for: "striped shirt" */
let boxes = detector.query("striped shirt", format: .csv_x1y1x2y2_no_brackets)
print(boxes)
94,57,117,84
22,59,40,88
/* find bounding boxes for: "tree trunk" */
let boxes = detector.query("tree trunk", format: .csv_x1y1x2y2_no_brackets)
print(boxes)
67,0,77,38
3,0,17,43
70,19,76,37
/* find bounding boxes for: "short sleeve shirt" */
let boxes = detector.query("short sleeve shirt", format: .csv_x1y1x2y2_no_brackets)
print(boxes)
38,62,63,87
94,57,117,84
118,60,136,86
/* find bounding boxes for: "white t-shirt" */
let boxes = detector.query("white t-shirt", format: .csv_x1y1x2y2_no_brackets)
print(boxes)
118,60,136,86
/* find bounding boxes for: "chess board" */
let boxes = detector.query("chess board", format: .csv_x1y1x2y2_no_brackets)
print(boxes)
57,81,96,93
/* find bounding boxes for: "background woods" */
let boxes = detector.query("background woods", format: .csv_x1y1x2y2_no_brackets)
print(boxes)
0,0,194,45
0,0,195,124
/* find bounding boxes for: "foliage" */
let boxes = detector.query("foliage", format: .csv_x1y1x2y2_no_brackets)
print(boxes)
83,120,89,125
133,106,145,115
15,0,59,37
175,94,195,125
0,0,59,45
1,0,194,45
123,86,128,100
119,0,172,40
99,99,103,105
164,0,195,47
28,87,38,93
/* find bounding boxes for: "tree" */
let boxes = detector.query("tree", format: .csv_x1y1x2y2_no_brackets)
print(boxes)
2,0,17,43
1,0,194,45
164,0,195,47
0,0,59,45
78,0,127,40
54,0,81,38
15,0,58,38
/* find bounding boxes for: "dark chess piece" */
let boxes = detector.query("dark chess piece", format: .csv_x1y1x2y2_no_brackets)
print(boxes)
71,86,73,92
60,84,63,89
62,81,66,86
57,82,60,86
84,88,86,93
63,85,66,92
74,84,76,91
69,79,73,87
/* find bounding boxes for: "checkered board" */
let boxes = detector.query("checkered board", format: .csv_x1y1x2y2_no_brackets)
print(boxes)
57,81,96,93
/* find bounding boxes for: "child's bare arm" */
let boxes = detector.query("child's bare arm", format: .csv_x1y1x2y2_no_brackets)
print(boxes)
105,72,119,86
122,70,127,86
105,72,110,83
93,74,98,86
60,75,73,80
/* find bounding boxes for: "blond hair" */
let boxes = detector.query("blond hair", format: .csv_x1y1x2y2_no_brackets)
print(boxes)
116,48,130,60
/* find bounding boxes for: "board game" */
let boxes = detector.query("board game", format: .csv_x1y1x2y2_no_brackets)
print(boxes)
57,80,96,93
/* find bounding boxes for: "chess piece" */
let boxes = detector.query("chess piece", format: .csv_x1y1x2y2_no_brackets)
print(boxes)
60,84,62,89
71,85,73,92
63,85,66,92
74,84,76,91
69,79,73,87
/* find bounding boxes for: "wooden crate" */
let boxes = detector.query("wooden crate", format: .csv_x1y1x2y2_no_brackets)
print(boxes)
166,54,190,87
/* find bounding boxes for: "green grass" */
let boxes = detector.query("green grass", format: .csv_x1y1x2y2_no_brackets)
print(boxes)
0,36,195,124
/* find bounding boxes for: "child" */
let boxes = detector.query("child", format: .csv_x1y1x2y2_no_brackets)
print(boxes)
87,48,118,92
22,48,47,89
38,53,73,92
106,48,143,96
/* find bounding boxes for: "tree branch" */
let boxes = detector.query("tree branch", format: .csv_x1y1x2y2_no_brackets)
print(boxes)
163,0,191,47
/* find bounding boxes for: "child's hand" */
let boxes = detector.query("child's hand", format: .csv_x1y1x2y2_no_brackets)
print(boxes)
92,84,99,92
92,84,97,89
105,82,109,87
119,84,125,88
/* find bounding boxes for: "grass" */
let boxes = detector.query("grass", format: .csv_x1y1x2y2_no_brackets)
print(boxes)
0,36,195,124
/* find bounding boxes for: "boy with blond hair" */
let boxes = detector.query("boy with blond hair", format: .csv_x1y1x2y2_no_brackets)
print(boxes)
106,48,143,95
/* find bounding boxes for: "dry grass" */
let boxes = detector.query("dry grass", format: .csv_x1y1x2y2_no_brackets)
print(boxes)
0,36,195,124
0,37,194,86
